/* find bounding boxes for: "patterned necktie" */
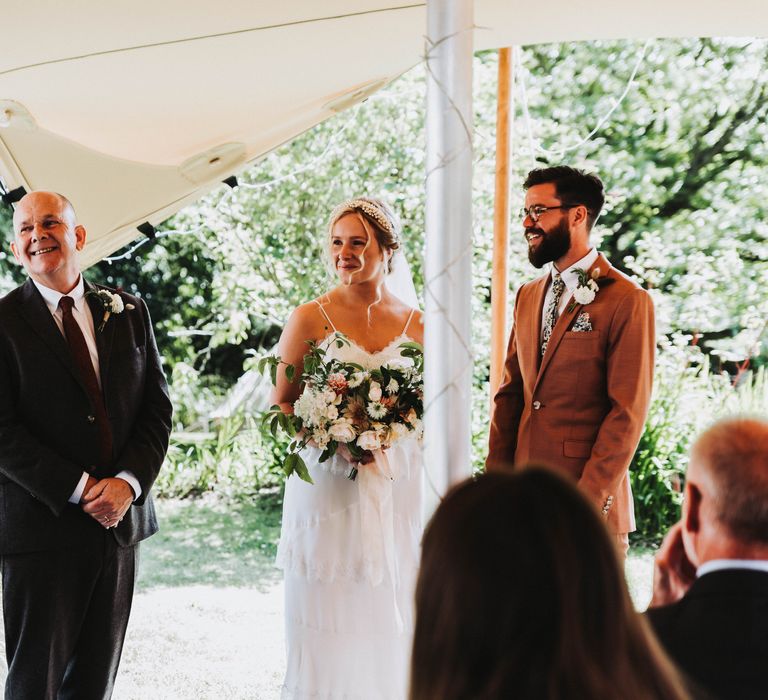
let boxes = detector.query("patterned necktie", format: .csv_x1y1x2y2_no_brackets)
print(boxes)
59,296,113,465
541,273,565,356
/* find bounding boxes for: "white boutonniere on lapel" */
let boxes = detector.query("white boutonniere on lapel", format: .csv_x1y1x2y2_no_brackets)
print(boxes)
566,267,601,313
86,289,135,331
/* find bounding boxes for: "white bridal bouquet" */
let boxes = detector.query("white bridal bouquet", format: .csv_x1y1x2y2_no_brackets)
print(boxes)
258,333,424,483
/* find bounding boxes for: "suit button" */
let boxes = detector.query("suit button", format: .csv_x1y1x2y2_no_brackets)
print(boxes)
87,415,96,423
532,400,541,410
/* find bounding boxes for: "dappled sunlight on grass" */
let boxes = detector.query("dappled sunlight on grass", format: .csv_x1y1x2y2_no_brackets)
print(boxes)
138,492,283,592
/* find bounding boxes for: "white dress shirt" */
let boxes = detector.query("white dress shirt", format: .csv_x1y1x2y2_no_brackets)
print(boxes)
33,276,141,504
540,247,599,343
697,558,768,577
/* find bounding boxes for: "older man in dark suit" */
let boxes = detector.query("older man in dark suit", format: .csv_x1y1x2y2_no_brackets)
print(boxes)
0,191,172,699
646,417,768,700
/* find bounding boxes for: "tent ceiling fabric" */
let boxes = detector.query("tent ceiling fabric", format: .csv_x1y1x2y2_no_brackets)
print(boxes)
1,0,765,266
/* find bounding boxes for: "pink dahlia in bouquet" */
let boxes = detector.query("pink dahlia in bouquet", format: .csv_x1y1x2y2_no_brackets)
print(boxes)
258,333,424,483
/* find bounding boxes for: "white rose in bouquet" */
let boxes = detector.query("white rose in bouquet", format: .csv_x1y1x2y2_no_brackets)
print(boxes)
322,389,341,406
368,381,383,401
328,420,356,443
357,430,382,451
325,404,339,421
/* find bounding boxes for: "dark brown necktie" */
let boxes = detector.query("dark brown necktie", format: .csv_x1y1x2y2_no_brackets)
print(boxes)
59,296,112,465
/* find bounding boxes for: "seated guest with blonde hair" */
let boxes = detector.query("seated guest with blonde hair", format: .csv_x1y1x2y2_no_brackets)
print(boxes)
410,469,689,700
647,416,768,700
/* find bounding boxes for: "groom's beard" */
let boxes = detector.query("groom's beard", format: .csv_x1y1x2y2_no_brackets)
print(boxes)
527,218,572,269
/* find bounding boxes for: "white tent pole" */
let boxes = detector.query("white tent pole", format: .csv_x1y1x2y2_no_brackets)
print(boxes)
423,0,474,514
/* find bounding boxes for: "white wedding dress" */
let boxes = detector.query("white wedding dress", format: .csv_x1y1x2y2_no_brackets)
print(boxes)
276,310,423,700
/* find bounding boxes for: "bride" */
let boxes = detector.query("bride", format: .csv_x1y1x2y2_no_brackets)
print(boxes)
272,197,424,700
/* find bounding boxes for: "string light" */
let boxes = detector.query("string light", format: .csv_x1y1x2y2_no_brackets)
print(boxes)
516,40,652,161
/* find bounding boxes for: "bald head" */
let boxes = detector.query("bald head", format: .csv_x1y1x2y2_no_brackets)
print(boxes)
13,191,76,230
689,417,768,546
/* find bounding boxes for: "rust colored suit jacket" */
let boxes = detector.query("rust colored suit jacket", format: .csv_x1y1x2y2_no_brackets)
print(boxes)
486,253,655,533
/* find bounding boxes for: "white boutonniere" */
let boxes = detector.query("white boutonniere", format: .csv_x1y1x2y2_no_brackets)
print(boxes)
567,267,601,313
86,289,135,331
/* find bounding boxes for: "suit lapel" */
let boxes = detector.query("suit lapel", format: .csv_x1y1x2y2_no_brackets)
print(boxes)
535,254,612,386
18,279,85,391
84,281,116,394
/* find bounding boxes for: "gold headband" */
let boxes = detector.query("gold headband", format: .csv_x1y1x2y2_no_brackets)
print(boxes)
329,198,398,240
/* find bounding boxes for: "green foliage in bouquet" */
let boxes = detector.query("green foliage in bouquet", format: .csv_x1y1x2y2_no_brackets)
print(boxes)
257,334,424,484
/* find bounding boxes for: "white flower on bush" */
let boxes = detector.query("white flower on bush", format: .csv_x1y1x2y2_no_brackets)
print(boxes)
386,378,399,394
368,381,383,401
328,420,356,443
357,430,382,451
367,401,387,419
348,371,368,388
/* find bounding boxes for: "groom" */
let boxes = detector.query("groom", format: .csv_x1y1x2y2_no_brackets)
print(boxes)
486,166,655,551
0,191,172,698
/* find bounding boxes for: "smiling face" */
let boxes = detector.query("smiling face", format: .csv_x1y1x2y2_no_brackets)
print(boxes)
523,183,573,269
11,191,86,293
330,212,389,286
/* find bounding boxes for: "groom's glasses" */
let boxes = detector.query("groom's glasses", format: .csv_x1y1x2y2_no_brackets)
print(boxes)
519,204,578,223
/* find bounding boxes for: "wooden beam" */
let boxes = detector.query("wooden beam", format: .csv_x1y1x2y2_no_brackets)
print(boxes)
490,47,513,405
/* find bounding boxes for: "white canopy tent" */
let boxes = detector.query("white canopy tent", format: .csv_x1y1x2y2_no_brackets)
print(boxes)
1,0,765,264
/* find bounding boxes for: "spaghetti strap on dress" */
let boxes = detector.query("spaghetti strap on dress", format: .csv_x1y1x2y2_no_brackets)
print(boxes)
314,300,338,332
401,308,416,336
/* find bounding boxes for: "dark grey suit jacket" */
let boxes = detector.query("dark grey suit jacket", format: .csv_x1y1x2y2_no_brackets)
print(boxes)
646,568,768,700
0,278,173,554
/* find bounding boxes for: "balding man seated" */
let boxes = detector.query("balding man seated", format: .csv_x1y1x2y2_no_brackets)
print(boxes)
646,417,768,700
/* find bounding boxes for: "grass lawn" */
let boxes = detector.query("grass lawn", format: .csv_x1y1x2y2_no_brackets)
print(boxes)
1,494,656,699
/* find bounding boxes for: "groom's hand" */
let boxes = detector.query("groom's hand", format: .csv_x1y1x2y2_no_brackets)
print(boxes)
82,477,134,529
